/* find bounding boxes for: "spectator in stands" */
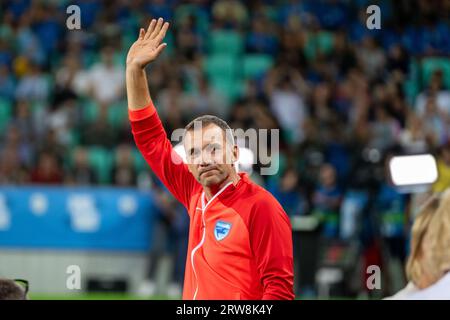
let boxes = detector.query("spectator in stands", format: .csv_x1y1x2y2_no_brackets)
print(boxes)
15,63,49,103
86,46,124,105
357,37,386,81
0,64,15,100
155,76,187,134
369,105,401,153
65,146,97,186
398,114,428,153
175,13,203,58
0,126,33,168
10,100,37,146
268,168,308,217
0,146,29,184
183,75,227,119
415,70,450,116
246,15,278,55
212,0,248,29
386,44,409,76
79,103,118,148
15,11,46,66
53,54,81,108
111,144,137,187
265,66,308,144
312,163,342,238
421,96,449,147
47,99,79,147
30,151,64,185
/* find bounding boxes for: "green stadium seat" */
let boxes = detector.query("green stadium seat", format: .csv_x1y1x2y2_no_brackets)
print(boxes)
132,148,147,173
304,31,334,61
203,54,239,81
174,4,210,34
82,99,100,123
83,51,100,68
403,59,421,104
30,101,46,113
0,98,12,132
208,30,244,55
107,101,128,128
242,54,274,79
87,146,113,184
209,76,244,103
113,51,127,67
421,57,450,89
404,80,419,106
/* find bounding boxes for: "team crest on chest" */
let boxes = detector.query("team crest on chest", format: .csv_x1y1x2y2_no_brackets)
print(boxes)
214,221,232,241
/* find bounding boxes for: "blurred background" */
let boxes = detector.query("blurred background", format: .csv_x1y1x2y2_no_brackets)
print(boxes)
0,0,449,299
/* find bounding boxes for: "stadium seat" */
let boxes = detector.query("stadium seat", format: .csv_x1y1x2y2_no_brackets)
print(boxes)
421,57,450,89
113,50,127,67
304,31,334,61
203,54,239,81
82,99,100,123
107,101,128,128
174,4,210,34
208,30,244,55
401,59,420,104
83,51,100,68
87,146,113,184
0,98,12,132
209,76,244,103
242,54,274,79
132,148,147,173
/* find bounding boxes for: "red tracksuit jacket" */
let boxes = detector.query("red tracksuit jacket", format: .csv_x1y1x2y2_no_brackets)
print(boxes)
129,104,294,300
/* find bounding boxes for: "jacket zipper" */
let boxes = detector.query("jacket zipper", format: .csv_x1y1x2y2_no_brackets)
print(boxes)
191,181,233,300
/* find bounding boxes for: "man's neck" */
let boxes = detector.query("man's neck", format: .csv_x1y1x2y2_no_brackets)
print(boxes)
204,171,240,202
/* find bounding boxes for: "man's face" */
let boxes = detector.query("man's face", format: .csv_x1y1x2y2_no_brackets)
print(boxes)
184,124,238,188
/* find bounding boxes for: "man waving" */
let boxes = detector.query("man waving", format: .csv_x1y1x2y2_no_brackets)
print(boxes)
126,17,294,300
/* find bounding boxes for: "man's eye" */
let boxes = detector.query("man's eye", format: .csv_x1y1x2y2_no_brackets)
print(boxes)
190,149,199,157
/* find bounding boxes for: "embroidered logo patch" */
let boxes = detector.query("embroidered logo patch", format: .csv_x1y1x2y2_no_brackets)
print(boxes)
214,221,232,241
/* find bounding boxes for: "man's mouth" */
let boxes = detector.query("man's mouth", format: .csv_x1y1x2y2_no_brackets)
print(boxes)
200,167,218,177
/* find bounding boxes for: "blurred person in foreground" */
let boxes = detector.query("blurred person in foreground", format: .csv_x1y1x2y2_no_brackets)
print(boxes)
386,189,450,299
0,279,28,300
432,142,450,193
126,18,294,300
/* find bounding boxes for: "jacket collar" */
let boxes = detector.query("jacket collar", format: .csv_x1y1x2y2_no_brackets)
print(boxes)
201,172,250,206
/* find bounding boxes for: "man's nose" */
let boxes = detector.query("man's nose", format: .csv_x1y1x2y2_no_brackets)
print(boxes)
199,151,214,166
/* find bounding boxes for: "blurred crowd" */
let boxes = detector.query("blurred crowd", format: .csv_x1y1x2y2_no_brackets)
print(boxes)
0,0,449,297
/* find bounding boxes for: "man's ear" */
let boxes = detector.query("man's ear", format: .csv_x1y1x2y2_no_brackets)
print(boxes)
232,145,239,163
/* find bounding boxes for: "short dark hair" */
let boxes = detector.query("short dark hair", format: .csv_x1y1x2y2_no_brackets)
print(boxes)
0,279,27,300
184,115,235,145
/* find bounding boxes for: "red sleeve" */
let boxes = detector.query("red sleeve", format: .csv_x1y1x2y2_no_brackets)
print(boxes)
249,192,295,300
129,104,198,210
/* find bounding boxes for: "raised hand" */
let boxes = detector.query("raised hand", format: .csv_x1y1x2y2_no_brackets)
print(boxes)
126,18,170,69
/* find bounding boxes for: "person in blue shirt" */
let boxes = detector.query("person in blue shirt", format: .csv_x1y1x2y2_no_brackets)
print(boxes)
312,163,343,238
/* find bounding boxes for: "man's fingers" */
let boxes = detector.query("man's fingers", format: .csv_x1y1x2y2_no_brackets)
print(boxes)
145,19,156,40
156,22,170,42
150,18,164,39
139,28,145,40
154,43,167,57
